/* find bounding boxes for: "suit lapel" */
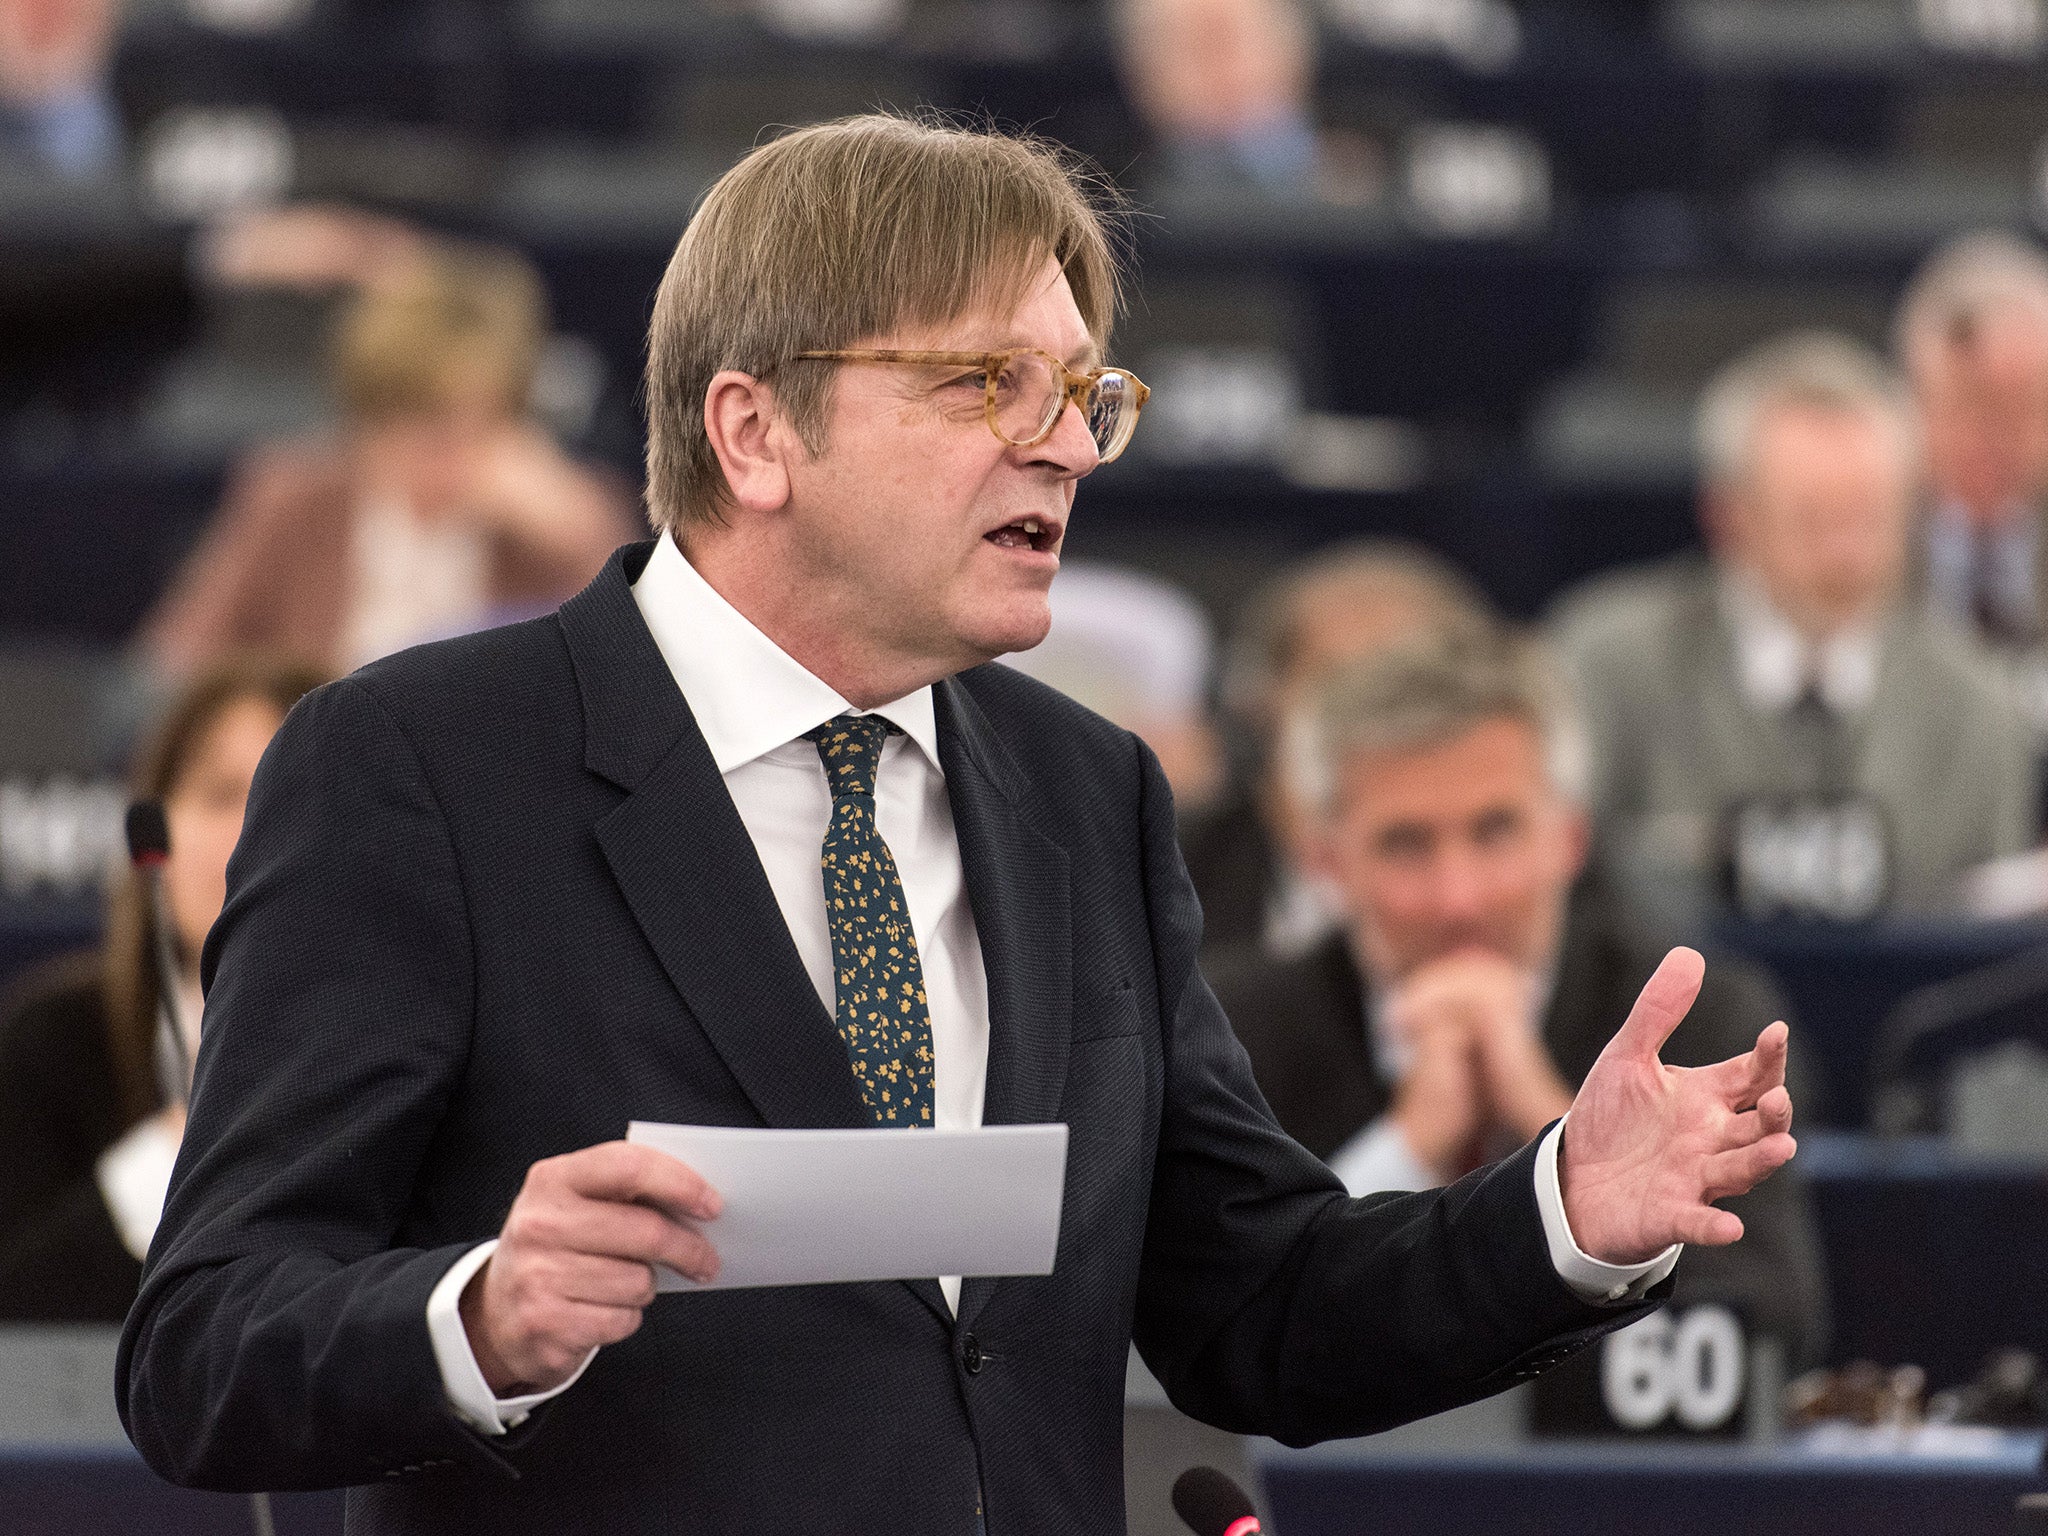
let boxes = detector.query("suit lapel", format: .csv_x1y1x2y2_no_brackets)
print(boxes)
562,545,870,1135
936,675,1071,1331
593,748,875,1133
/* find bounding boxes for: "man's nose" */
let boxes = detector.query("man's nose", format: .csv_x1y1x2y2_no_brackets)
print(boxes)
1027,398,1100,477
1422,849,1491,924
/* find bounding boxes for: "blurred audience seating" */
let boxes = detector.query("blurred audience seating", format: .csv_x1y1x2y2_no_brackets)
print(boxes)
1870,940,2048,1152
1717,915,2048,1128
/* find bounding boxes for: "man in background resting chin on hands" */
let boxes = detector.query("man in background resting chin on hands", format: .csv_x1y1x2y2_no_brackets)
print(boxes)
1216,625,1824,1353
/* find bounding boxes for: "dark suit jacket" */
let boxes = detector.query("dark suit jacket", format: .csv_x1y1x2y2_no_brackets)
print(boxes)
0,961,150,1321
1176,780,1279,958
1208,890,1829,1363
119,543,1653,1535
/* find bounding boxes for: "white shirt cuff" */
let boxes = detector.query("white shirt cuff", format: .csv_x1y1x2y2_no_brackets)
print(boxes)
95,1115,182,1262
1534,1117,1681,1305
1327,1114,1440,1195
426,1239,598,1436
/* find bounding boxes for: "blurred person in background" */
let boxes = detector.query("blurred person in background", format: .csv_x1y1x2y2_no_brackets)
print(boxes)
141,240,636,680
0,0,427,426
1550,331,2033,925
0,0,121,183
1182,539,1492,955
1898,233,2048,676
1118,0,1320,195
0,654,324,1321
1211,626,1827,1362
996,560,1223,811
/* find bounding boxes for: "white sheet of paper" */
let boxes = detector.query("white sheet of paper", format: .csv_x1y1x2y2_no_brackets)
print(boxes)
625,1121,1068,1292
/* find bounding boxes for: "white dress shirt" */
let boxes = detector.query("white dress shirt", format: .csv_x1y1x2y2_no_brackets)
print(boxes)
428,534,1671,1436
96,977,205,1263
1719,568,1880,716
342,495,494,671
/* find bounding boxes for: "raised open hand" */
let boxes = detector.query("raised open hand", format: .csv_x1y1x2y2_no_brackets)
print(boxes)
1559,946,1796,1266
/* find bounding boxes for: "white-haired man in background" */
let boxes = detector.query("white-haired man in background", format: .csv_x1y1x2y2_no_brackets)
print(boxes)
1549,331,2033,923
1899,233,2048,658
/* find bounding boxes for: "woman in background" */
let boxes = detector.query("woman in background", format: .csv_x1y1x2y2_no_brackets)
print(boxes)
0,654,324,1320
140,240,636,680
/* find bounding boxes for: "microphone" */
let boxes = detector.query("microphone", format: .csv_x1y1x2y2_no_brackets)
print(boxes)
1171,1466,1261,1536
125,801,170,867
125,800,193,1104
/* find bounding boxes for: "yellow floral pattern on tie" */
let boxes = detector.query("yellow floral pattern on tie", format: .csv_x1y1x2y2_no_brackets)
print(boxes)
804,714,935,1127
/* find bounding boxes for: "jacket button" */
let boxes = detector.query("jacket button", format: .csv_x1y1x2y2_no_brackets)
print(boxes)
960,1334,984,1375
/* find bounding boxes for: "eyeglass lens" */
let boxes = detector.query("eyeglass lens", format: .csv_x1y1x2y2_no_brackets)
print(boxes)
991,353,1137,457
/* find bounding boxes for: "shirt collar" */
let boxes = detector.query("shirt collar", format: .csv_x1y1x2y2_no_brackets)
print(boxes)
1718,566,1881,716
629,533,941,776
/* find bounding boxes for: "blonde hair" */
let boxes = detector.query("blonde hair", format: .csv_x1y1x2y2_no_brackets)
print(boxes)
333,242,548,423
644,111,1127,532
1694,330,1916,492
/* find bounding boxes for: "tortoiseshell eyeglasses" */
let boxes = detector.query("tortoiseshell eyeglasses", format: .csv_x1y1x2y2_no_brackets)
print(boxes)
790,348,1151,463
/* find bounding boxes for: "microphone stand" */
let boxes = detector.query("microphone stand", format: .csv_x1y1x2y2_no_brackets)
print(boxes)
144,864,193,1108
125,803,274,1536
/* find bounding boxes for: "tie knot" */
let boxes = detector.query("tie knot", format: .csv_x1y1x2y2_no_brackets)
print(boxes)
803,713,898,800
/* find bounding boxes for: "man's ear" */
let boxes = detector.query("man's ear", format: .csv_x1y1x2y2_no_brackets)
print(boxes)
703,370,796,516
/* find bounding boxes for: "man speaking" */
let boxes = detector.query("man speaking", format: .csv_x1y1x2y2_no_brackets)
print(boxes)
118,115,1796,1534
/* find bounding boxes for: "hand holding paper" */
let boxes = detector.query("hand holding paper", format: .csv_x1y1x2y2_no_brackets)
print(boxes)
459,1140,724,1396
624,1122,1068,1291
458,1123,1069,1396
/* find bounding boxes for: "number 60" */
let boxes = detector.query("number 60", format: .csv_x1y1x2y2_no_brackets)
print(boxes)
1599,1306,1746,1431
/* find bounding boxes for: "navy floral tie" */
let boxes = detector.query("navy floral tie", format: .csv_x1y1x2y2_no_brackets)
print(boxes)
803,713,935,1127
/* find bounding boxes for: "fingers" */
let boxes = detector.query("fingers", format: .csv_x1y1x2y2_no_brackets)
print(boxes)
1698,1019,1791,1109
546,1141,723,1222
1755,1084,1793,1136
1714,1085,1795,1153
1701,1133,1797,1202
565,1299,647,1351
465,1251,652,1394
514,1300,645,1385
505,1194,720,1283
656,1226,720,1285
469,1144,732,1396
1609,947,1706,1064
548,1251,661,1310
1673,1205,1745,1247
1735,1022,1789,1110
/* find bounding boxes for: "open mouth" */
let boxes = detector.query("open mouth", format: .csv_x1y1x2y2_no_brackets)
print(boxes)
984,517,1059,554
